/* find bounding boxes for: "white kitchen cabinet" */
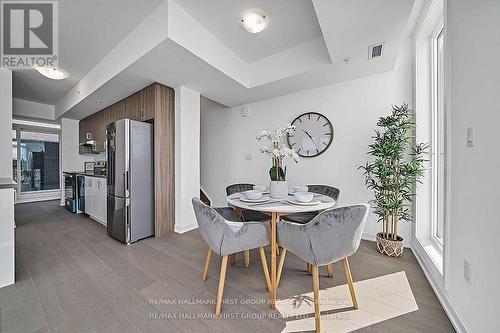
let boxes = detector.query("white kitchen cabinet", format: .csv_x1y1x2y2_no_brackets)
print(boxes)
85,176,107,226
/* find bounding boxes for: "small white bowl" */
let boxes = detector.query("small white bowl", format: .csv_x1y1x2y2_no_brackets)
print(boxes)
294,191,314,203
253,185,267,192
294,185,308,193
244,190,263,200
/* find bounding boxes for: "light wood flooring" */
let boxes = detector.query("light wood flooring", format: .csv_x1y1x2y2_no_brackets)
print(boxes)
0,201,455,333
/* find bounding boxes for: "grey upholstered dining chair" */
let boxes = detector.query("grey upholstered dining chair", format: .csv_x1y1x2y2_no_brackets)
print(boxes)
281,184,341,276
226,183,270,222
192,198,271,316
282,185,340,224
226,183,271,266
276,204,369,333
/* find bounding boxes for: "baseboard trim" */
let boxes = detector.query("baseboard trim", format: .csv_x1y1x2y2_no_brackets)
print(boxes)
15,195,61,204
362,232,377,243
174,221,198,234
411,243,469,333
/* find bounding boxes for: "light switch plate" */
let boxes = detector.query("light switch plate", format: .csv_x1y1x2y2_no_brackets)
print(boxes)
466,127,474,147
464,260,471,283
242,106,250,117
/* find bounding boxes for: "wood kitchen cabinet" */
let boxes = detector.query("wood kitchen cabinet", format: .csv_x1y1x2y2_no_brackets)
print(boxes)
79,84,158,152
79,82,175,236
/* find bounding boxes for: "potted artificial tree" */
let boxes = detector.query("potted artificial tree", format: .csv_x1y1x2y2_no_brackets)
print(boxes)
360,104,428,257
257,124,299,198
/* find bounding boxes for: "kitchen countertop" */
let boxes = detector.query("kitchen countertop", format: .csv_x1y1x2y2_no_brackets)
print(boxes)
80,172,107,179
63,171,107,179
0,178,17,189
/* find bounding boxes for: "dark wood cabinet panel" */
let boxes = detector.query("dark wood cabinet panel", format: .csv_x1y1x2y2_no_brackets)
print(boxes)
141,85,156,120
153,84,175,235
125,92,139,121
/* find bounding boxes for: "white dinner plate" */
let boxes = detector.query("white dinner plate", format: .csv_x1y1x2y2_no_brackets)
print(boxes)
239,195,270,203
287,199,321,206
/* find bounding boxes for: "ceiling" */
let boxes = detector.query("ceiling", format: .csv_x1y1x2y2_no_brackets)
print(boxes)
12,0,163,104
11,0,421,120
174,0,323,62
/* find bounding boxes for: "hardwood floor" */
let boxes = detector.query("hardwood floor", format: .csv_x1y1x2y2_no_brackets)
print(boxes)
0,201,455,333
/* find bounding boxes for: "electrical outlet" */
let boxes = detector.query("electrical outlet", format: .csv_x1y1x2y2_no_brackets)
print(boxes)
466,127,474,147
244,153,252,161
464,260,471,283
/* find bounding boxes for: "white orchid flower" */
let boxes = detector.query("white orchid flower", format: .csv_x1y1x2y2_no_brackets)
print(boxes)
257,123,300,164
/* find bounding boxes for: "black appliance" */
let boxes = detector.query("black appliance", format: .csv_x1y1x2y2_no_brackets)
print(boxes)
63,172,85,213
77,175,85,213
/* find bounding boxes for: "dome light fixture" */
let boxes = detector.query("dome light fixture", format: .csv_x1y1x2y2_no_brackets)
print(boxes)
33,65,69,80
241,11,268,34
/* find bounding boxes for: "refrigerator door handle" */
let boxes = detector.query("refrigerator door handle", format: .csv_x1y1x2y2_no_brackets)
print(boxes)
124,171,130,196
125,197,131,244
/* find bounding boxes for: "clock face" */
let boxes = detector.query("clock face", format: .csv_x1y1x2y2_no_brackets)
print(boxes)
287,112,334,157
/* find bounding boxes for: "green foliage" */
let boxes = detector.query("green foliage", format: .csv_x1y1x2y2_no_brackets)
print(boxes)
359,104,428,238
269,166,287,181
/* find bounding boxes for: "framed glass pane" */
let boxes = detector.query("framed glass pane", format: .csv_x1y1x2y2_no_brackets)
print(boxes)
431,26,446,245
12,130,17,183
436,28,445,240
19,131,60,192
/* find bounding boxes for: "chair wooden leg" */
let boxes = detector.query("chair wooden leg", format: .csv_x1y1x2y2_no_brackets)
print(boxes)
244,250,250,268
215,255,229,316
307,262,312,275
276,248,287,288
229,253,236,265
311,265,321,333
258,247,272,292
326,263,334,278
342,257,358,309
202,249,212,282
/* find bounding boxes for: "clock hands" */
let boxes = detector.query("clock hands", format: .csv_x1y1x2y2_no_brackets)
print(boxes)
301,129,320,150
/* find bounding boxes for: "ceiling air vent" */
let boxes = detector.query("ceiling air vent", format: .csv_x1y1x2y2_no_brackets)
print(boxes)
369,42,385,60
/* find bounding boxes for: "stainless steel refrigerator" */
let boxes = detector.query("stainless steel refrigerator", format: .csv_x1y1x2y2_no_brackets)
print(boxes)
106,119,154,244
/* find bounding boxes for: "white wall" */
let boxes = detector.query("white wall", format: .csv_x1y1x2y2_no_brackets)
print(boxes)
0,69,14,288
13,98,55,120
0,69,13,177
201,41,415,242
174,86,201,233
60,118,88,205
445,0,500,331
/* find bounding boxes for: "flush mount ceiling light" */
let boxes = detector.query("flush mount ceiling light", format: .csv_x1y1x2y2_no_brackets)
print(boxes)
241,11,267,33
33,65,69,80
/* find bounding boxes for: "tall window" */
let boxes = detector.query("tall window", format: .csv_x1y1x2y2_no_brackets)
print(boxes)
431,26,446,247
19,131,60,192
12,119,61,202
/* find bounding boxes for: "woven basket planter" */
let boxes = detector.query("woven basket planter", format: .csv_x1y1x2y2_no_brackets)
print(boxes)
376,232,404,257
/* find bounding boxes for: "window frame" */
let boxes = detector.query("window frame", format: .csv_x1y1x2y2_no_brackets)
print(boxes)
430,22,445,252
12,120,61,202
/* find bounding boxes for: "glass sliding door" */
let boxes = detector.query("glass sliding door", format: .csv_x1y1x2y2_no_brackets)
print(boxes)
19,131,60,192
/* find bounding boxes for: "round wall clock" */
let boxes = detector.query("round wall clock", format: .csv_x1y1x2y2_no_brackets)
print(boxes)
287,112,334,157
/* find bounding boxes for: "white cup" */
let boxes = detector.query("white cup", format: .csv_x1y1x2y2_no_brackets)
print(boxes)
294,185,308,193
244,190,263,200
294,192,314,203
253,185,267,192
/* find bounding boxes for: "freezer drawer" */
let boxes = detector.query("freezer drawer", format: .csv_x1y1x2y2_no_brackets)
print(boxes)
107,194,129,244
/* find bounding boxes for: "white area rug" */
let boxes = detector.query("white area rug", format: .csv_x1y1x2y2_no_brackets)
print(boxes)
276,271,419,333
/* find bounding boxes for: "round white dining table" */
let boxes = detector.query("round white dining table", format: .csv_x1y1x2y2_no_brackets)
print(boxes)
226,192,336,309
